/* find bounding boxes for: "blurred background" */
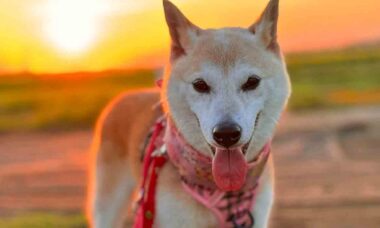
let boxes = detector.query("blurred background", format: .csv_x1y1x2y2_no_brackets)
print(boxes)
0,0,379,227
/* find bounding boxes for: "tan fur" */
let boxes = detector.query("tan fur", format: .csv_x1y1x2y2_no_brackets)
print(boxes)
87,90,162,227
88,0,289,227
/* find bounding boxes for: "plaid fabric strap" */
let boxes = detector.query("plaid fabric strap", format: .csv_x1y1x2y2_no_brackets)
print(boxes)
182,179,257,228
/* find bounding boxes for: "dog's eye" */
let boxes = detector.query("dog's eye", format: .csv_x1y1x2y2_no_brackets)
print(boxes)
241,75,261,91
192,79,211,93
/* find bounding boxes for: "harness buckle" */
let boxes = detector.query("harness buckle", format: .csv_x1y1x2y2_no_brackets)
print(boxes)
151,145,167,157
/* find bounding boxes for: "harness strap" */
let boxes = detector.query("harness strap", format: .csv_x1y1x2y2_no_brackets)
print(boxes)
180,143,271,228
133,121,167,228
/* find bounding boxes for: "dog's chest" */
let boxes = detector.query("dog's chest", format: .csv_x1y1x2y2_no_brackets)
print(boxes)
154,164,218,228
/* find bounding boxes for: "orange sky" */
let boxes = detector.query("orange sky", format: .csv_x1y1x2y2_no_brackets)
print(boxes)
0,0,379,74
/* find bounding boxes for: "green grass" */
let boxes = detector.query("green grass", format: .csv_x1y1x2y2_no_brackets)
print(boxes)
0,213,86,228
286,46,380,109
0,70,156,132
0,47,379,132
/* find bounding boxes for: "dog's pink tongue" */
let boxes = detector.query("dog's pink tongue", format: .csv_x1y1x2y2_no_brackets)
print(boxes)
212,148,248,191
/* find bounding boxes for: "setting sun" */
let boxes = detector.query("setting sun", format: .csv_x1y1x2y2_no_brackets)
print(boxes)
43,0,107,54
0,0,379,73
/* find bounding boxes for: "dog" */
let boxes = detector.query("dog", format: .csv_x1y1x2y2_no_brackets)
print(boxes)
87,0,291,227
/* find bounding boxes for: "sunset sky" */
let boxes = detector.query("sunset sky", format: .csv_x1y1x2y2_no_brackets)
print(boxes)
0,0,379,74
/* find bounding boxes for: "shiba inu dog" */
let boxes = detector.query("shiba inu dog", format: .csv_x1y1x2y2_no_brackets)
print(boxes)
87,0,291,227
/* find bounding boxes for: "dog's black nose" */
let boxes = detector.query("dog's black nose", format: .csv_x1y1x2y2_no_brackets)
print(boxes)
213,122,242,148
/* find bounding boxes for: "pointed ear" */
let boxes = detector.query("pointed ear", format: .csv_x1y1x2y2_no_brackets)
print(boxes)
248,0,280,52
163,0,202,61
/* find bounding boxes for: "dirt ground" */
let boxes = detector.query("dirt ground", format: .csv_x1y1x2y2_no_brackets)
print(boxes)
0,106,379,228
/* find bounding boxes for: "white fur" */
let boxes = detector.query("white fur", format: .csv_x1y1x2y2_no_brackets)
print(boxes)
165,30,290,160
90,1,290,227
163,26,289,228
252,158,275,228
155,165,218,227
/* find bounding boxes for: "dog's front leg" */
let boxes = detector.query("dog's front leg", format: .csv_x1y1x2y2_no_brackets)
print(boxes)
252,158,274,228
88,142,137,228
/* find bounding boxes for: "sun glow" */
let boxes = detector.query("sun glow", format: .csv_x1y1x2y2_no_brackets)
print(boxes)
0,0,379,73
43,0,108,54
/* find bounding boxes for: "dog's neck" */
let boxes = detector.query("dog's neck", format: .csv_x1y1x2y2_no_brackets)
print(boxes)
164,118,271,191
137,116,272,228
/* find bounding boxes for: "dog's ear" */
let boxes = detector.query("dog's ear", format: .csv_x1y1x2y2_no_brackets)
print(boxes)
163,0,202,62
248,0,279,52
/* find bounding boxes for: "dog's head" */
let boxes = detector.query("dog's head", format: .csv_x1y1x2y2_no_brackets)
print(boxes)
161,0,291,190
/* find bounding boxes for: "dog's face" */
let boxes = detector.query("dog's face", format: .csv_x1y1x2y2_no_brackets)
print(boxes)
162,0,290,163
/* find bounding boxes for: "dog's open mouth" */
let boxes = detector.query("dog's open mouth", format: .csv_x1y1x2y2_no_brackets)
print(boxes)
209,142,250,155
209,141,251,192
211,146,247,191
208,112,261,191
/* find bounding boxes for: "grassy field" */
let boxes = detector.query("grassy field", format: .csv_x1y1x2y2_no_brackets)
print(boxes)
0,70,156,132
286,46,380,109
0,213,86,228
0,47,380,132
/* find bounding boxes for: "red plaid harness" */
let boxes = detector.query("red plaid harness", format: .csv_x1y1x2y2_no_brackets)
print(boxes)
133,118,271,228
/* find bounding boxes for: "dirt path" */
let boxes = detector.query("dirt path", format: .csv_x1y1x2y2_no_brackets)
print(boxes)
1,106,380,228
